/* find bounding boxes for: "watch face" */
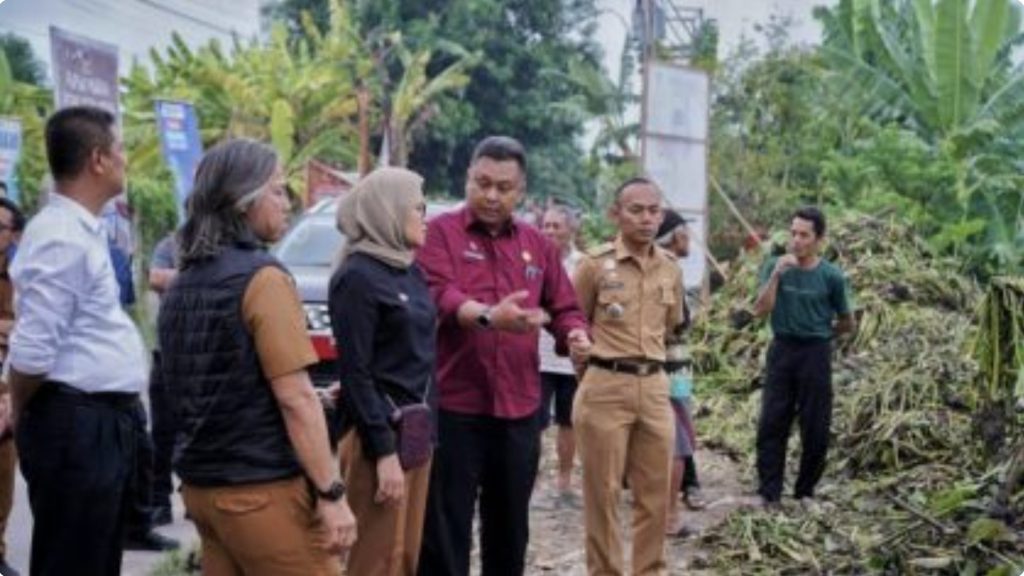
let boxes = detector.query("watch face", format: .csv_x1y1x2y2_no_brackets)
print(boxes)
320,481,345,501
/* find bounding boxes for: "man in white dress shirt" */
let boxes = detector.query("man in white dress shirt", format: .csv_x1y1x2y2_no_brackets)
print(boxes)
8,106,148,576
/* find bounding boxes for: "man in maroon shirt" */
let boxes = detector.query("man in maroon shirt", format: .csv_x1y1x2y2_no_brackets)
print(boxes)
417,136,591,576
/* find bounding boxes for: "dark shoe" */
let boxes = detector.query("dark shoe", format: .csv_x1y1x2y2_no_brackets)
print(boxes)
684,487,707,510
760,497,784,512
124,530,181,552
152,506,173,526
0,557,21,576
666,524,699,539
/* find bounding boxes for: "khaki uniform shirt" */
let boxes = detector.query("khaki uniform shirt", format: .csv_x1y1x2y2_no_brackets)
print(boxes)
574,237,684,362
242,267,319,380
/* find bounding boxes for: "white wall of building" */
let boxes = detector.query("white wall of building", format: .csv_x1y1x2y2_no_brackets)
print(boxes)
0,0,263,81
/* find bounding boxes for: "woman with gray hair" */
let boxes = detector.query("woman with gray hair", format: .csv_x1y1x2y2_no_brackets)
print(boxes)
329,167,437,576
159,138,356,575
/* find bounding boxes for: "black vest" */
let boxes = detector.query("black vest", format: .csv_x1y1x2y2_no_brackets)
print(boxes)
158,243,301,486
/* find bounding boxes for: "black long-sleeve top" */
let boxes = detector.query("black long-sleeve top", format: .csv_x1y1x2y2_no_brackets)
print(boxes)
328,252,437,460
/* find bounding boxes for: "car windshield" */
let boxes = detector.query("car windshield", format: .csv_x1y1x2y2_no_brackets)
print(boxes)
275,217,344,267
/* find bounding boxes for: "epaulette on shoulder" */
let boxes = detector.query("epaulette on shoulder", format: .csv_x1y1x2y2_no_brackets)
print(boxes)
655,246,677,262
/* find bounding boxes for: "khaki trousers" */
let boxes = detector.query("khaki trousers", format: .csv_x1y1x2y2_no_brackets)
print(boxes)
340,432,432,576
0,439,14,559
182,476,342,576
574,366,674,576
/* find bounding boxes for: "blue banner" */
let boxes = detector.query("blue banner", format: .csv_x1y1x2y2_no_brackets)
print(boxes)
0,118,22,203
154,100,203,222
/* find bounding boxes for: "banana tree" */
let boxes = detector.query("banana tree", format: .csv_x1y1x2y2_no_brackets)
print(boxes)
817,0,1024,271
122,0,371,197
380,39,477,167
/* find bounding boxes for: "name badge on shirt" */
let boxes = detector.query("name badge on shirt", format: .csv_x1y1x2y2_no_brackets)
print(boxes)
525,264,542,281
463,249,486,261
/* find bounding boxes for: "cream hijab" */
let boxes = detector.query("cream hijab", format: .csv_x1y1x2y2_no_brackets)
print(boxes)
336,167,424,269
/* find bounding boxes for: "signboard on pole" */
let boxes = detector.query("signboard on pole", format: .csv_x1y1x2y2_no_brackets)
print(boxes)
0,118,22,203
155,100,203,221
49,26,120,118
641,62,710,292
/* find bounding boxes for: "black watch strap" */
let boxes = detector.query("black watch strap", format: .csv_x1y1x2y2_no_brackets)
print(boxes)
476,306,493,329
315,479,346,502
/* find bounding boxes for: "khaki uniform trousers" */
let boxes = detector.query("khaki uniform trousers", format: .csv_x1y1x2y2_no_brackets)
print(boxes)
182,476,342,576
574,366,674,576
340,432,432,576
0,439,14,560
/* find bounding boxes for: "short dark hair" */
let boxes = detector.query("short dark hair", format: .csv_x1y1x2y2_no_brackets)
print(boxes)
793,206,826,237
0,197,25,232
612,176,659,203
470,136,527,172
45,106,117,181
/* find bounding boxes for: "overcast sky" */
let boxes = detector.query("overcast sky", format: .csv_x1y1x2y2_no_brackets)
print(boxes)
0,0,262,81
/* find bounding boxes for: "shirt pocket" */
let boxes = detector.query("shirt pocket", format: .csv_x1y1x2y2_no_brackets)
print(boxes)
597,289,627,323
658,280,677,306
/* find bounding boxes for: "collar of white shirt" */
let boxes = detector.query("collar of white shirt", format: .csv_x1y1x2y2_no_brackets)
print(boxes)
49,192,104,237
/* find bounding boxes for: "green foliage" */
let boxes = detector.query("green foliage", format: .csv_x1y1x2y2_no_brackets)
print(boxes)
709,22,839,258
121,3,369,197
345,0,605,203
0,43,53,213
130,169,178,273
0,33,45,85
710,3,1023,277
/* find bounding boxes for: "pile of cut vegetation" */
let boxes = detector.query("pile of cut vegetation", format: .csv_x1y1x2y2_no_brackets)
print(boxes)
689,213,1024,574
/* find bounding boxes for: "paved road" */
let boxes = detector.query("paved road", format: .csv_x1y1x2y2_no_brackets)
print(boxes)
5,451,199,576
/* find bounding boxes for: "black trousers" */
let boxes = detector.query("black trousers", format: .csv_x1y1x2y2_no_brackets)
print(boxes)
756,338,833,501
148,350,177,512
418,409,540,576
683,455,700,490
15,385,137,576
125,397,156,536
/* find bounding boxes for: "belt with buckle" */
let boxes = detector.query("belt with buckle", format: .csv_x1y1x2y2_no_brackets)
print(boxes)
588,357,664,377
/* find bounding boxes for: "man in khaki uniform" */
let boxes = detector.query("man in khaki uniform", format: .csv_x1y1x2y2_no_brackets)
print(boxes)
573,177,684,576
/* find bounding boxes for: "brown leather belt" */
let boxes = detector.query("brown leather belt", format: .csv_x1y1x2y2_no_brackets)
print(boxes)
588,357,664,377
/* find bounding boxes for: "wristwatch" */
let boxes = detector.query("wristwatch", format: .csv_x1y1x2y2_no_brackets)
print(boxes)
315,479,346,502
475,306,494,329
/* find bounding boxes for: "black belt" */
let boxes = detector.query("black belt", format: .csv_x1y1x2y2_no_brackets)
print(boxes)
42,381,139,411
774,334,831,346
588,357,664,377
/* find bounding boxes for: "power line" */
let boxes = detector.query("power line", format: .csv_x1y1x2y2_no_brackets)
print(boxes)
134,0,238,36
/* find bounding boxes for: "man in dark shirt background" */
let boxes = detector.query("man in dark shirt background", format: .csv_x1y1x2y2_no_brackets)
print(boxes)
416,136,591,576
753,206,855,509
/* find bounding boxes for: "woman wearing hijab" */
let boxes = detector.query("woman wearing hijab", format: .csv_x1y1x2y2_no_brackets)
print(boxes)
329,167,437,576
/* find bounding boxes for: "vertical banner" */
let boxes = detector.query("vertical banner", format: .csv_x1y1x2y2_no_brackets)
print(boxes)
0,118,22,203
49,26,120,117
641,62,710,293
155,100,203,221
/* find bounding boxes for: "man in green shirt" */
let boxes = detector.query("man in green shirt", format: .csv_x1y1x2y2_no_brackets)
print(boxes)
753,206,855,507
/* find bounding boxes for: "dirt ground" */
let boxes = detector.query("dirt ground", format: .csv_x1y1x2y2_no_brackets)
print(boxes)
489,432,750,575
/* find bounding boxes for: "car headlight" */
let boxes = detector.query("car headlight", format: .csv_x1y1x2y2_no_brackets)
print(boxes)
304,303,331,332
